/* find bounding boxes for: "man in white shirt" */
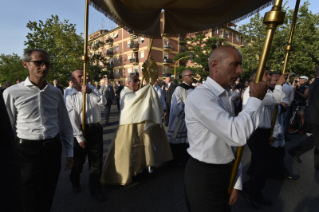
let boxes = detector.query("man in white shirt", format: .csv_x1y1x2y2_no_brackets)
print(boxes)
184,46,268,212
241,68,286,208
167,70,194,165
3,49,74,212
66,70,107,202
64,79,75,102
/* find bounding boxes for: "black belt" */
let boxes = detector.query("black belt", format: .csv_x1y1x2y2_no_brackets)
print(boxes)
191,156,233,167
80,123,100,128
18,135,60,147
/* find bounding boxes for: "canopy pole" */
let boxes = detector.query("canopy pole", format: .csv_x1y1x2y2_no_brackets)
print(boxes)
81,0,89,139
228,0,286,195
270,0,301,137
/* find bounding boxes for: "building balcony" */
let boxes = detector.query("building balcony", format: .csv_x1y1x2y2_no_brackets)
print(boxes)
129,58,139,65
106,62,114,67
106,50,113,56
163,59,173,65
130,42,139,51
106,38,113,44
163,44,173,51
219,35,226,40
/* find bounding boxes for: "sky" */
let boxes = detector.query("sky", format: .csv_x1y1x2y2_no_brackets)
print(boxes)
0,0,318,56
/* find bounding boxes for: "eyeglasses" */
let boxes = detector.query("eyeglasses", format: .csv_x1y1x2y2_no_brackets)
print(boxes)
29,60,51,67
184,74,194,77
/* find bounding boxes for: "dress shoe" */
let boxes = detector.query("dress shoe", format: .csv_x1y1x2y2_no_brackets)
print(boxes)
254,195,272,206
72,184,81,193
288,151,302,163
285,174,300,180
91,192,107,202
240,191,259,208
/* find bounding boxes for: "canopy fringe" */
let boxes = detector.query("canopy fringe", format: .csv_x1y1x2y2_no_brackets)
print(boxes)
89,0,273,38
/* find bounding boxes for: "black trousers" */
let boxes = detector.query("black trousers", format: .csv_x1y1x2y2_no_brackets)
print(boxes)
116,97,120,111
104,99,112,123
243,128,272,196
18,137,62,212
170,143,189,165
185,157,232,212
269,146,288,178
165,103,170,126
70,124,103,194
288,124,319,169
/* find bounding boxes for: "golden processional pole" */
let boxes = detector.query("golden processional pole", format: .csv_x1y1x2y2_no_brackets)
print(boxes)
81,0,89,138
228,0,286,194
270,0,301,136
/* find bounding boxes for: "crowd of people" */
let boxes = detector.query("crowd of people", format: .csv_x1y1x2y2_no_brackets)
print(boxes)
1,47,319,212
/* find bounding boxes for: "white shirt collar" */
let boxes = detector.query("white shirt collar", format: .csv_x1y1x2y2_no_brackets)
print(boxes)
205,77,227,97
24,77,49,89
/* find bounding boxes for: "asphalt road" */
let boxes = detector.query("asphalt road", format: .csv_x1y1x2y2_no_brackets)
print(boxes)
52,105,319,212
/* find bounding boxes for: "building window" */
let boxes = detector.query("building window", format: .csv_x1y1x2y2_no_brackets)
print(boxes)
128,54,132,60
115,57,119,64
141,51,144,58
115,70,119,76
135,68,139,73
128,68,132,73
114,32,118,38
215,28,218,34
164,39,168,45
115,45,119,51
164,67,168,74
225,31,229,39
141,37,144,43
220,29,223,35
127,41,131,47
235,35,239,42
164,53,168,59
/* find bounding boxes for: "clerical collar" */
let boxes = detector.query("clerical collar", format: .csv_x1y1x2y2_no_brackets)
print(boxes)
178,82,194,90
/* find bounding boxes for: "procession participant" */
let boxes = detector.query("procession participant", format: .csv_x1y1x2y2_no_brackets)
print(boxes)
184,46,268,212
99,78,115,125
288,67,319,170
115,80,124,111
241,68,286,208
268,73,299,180
101,75,172,186
167,70,194,165
53,79,64,95
64,79,75,102
3,49,74,212
163,74,176,126
66,70,107,202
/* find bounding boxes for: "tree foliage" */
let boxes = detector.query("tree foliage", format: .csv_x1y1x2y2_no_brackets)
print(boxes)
0,54,28,85
24,15,83,85
239,1,319,79
173,32,224,80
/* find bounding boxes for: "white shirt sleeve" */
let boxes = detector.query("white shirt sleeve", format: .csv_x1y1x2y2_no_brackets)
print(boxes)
262,85,285,105
66,95,85,143
233,163,243,190
190,95,262,147
89,85,107,106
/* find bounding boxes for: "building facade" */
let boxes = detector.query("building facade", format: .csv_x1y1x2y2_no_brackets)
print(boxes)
88,14,243,83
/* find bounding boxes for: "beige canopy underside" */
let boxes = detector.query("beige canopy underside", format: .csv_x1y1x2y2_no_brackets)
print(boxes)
90,0,273,37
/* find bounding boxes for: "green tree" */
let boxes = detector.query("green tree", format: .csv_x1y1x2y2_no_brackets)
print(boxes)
0,54,28,85
239,1,319,79
173,32,224,80
24,15,84,86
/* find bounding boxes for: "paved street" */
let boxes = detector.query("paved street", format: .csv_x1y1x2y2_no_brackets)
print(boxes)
52,105,319,212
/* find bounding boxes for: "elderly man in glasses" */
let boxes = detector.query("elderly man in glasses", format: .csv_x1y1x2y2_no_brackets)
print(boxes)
101,74,172,186
167,70,194,166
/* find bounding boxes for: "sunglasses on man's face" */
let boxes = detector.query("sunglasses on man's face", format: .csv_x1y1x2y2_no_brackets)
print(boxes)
29,60,51,68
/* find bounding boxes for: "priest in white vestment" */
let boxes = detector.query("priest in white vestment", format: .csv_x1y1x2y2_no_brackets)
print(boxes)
101,75,173,185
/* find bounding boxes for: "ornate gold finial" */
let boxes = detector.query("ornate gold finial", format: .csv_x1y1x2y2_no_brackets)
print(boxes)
142,57,158,85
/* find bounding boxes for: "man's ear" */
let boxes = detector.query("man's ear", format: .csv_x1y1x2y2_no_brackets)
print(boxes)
211,60,219,73
22,61,28,69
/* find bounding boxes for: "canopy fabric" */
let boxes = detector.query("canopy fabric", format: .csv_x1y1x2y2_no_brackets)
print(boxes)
90,0,273,37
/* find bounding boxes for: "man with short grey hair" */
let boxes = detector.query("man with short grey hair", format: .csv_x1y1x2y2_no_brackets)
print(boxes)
3,49,74,212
